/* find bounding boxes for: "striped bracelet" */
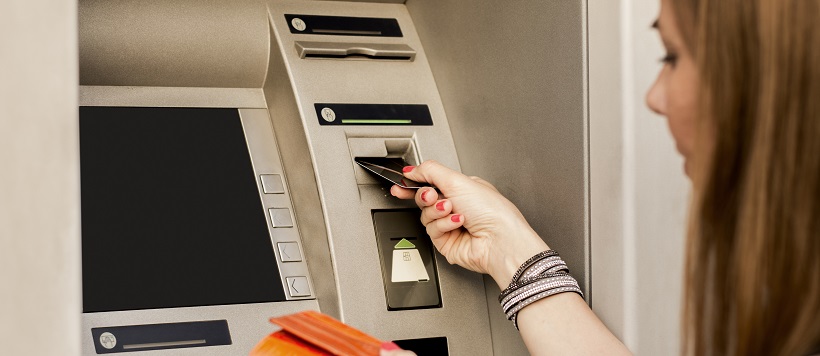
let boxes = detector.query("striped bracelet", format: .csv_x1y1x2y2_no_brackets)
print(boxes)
499,250,584,330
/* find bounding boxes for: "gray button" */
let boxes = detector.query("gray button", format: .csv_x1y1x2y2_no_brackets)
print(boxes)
277,242,303,262
260,174,285,194
286,276,311,297
269,208,293,228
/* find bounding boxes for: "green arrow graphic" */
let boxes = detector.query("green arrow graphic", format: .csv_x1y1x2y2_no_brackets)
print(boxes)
394,238,416,249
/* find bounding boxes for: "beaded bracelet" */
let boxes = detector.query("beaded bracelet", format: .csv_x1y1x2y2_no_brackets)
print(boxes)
499,250,584,329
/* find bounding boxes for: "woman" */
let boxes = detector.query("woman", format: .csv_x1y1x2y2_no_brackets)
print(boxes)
383,0,820,354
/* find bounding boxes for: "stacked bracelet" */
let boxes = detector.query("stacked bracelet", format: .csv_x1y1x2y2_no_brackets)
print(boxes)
499,250,584,329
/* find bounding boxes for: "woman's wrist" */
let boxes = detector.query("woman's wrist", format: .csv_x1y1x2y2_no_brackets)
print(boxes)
498,249,583,329
487,219,550,289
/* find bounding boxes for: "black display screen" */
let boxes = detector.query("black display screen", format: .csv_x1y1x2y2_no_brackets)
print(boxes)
80,107,285,313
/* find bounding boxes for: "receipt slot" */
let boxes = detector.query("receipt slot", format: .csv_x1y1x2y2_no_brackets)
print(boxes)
373,210,441,310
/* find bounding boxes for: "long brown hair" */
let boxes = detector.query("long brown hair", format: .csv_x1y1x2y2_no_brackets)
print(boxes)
671,0,820,355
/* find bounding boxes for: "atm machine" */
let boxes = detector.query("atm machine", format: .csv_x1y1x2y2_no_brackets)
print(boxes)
78,0,588,355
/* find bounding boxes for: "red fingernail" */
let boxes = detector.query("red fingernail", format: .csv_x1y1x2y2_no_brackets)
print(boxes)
421,190,429,202
436,201,446,211
402,166,415,173
451,214,461,222
381,341,401,351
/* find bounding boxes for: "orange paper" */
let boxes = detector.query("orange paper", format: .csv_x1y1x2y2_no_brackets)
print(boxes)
250,311,383,356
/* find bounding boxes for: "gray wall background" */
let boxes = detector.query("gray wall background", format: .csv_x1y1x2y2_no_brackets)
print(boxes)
0,0,81,355
407,1,588,354
407,0,588,294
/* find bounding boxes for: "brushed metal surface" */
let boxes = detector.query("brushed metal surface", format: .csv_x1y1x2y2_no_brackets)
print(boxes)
79,0,269,88
320,0,407,4
262,21,342,321
313,0,405,3
264,1,493,354
407,0,589,354
79,86,267,108
240,108,316,301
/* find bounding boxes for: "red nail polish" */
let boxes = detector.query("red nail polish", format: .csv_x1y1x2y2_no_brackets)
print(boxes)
402,166,415,173
436,201,446,211
381,341,401,351
451,214,461,222
421,190,429,202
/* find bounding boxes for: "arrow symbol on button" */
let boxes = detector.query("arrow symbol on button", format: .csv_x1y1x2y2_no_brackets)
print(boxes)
289,278,300,293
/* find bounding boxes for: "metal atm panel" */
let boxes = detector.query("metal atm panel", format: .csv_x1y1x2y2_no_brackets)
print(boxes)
264,1,493,354
77,83,321,355
76,0,588,354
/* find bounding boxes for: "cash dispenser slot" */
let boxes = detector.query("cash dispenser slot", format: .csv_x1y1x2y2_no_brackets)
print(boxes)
373,210,442,310
285,14,403,37
315,104,433,126
295,41,416,61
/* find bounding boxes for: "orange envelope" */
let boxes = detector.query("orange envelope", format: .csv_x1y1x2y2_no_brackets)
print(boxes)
250,310,385,356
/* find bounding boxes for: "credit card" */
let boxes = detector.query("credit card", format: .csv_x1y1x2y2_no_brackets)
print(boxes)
354,157,431,189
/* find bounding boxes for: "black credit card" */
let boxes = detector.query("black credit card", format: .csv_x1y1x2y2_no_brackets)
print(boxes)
354,157,431,189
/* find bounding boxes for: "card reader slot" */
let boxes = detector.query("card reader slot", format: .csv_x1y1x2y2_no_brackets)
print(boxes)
348,138,420,186
295,41,416,61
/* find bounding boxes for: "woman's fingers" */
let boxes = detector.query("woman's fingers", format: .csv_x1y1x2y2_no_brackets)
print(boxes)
421,200,452,225
425,213,465,240
389,186,439,210
414,187,438,208
380,341,416,356
402,160,468,193
390,185,415,199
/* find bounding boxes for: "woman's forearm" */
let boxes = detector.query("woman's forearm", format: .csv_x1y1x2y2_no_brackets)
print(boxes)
516,293,631,355
485,228,630,355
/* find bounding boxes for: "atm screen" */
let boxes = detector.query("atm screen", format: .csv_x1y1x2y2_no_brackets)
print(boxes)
80,107,286,313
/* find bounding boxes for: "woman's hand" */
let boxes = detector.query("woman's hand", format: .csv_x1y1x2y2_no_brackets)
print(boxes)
390,160,548,288
392,161,630,355
380,341,415,356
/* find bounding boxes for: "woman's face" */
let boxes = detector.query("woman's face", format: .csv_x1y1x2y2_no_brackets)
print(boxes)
647,0,699,177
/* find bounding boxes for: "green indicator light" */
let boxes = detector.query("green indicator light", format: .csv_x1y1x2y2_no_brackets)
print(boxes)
341,119,413,124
